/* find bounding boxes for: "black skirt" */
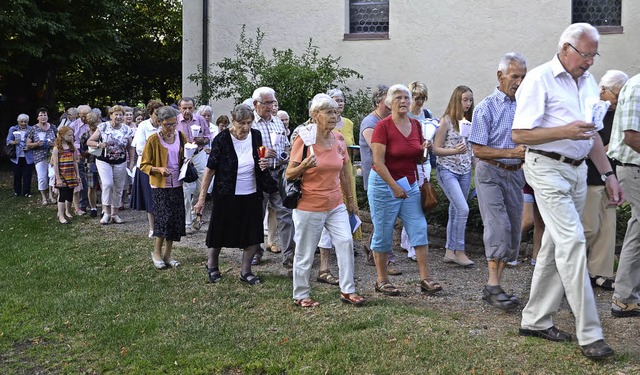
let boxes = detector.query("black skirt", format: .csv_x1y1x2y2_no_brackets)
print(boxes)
152,187,186,241
130,168,153,213
206,192,263,249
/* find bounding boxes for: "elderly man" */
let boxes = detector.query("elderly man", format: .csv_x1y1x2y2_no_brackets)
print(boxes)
512,23,623,360
469,52,527,311
70,105,92,212
176,97,211,234
252,87,295,268
58,107,78,129
608,73,640,318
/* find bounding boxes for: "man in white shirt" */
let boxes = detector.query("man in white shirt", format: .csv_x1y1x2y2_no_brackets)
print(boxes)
512,23,623,360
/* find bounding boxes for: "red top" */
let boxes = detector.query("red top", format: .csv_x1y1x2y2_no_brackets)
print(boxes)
371,116,423,184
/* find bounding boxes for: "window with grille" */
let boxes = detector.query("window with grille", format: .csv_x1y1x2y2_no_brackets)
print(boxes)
345,0,389,40
572,0,622,34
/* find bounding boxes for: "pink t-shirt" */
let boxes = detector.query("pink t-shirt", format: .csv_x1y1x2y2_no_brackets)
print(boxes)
371,117,423,184
152,131,181,188
290,131,348,212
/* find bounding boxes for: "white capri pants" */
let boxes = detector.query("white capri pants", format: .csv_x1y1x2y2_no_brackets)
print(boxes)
95,159,127,208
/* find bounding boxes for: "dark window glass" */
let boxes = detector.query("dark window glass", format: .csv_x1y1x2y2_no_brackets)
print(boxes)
349,0,389,33
572,0,621,26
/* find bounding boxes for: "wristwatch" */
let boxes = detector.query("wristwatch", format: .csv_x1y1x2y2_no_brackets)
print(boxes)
601,170,615,182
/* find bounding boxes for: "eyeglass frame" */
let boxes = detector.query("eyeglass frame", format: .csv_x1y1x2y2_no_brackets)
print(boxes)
567,43,600,60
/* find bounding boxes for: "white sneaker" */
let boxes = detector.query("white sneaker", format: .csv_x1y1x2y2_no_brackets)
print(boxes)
506,260,519,267
148,230,154,238
110,215,124,224
100,213,111,224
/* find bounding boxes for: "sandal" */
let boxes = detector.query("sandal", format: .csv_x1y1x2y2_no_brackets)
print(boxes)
240,272,261,285
482,285,517,311
420,279,443,293
294,298,320,308
151,252,167,270
206,266,221,283
317,270,339,285
340,292,365,306
591,276,615,291
165,259,180,268
374,281,400,296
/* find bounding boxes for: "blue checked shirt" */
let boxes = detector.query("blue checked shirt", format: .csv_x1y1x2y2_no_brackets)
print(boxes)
470,88,521,165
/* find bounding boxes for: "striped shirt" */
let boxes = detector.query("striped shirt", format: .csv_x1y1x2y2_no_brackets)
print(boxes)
470,88,521,165
608,73,640,165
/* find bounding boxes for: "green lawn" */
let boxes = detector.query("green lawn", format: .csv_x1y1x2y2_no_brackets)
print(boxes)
0,181,638,374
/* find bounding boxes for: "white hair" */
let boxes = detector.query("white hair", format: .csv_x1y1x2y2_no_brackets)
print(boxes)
557,23,600,53
197,105,213,116
599,70,629,92
277,110,289,118
17,113,29,122
384,84,412,107
242,98,255,110
498,52,527,73
326,88,344,99
67,107,79,116
252,87,276,101
309,93,337,113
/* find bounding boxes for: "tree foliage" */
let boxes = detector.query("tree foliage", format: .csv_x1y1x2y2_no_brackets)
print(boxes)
189,26,364,126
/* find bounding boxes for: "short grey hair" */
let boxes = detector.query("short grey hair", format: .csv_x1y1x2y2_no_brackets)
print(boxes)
310,93,338,113
17,113,29,122
197,105,213,116
326,88,344,99
156,106,179,122
371,84,389,108
277,110,289,119
178,97,195,107
252,87,276,101
599,70,629,92
384,84,412,107
231,104,255,122
498,52,527,73
557,23,600,53
67,107,79,116
77,105,91,114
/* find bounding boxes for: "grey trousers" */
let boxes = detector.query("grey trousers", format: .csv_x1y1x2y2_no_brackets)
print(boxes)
260,167,295,263
474,161,524,262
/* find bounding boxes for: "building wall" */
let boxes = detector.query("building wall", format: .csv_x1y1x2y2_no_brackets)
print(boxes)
183,0,640,118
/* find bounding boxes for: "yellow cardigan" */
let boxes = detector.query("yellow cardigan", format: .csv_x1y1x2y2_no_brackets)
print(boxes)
140,132,187,188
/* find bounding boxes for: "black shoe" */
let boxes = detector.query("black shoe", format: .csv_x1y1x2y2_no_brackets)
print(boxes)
282,257,293,269
239,272,261,285
89,209,98,218
518,326,572,342
206,266,221,284
580,339,614,360
483,285,518,311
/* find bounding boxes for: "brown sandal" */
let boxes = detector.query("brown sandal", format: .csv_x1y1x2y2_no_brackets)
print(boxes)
420,279,443,293
374,281,400,296
317,270,339,285
294,298,320,308
340,292,365,306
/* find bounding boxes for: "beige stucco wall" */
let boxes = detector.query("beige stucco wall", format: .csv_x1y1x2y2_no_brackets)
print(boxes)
183,0,640,119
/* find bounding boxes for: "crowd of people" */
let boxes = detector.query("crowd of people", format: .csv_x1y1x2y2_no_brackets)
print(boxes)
5,23,640,361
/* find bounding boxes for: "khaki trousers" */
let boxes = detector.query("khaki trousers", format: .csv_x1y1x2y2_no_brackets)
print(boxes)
582,185,617,278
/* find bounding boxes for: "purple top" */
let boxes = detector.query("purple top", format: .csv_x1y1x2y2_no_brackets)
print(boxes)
152,130,181,188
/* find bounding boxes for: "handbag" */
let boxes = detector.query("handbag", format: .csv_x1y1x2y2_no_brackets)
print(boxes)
420,167,438,212
88,145,104,157
280,144,307,209
4,143,17,159
178,131,199,183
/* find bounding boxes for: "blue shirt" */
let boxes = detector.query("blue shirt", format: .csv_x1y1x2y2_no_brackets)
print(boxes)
469,88,520,165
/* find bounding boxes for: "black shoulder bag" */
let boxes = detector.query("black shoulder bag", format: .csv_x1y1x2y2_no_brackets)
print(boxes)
280,145,308,209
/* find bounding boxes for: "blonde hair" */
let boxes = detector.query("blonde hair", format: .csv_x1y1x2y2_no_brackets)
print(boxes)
443,85,473,133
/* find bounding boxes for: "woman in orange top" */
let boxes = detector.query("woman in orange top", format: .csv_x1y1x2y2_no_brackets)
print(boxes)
286,94,364,307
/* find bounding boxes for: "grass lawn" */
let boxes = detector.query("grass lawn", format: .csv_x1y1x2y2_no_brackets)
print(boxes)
0,180,638,374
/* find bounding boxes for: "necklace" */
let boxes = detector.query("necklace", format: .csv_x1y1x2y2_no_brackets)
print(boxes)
372,110,382,120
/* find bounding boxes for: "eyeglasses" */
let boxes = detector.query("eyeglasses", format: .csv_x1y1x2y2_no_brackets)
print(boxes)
257,100,277,107
414,96,427,102
568,43,599,60
163,122,177,127
603,87,620,97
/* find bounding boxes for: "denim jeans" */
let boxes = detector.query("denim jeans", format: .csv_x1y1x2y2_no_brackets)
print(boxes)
436,165,471,251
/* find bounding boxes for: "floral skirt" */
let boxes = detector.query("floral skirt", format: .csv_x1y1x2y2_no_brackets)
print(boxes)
152,187,185,241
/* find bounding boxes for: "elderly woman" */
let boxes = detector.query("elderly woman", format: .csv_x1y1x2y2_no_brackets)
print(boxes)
79,112,103,217
131,100,165,237
582,69,629,290
87,105,134,224
433,85,475,268
312,89,363,286
26,108,57,205
285,94,365,307
7,114,34,197
197,105,219,146
194,104,277,285
368,84,441,296
140,106,186,269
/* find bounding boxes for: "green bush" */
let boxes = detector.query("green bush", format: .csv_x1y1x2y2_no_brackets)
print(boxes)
188,26,363,128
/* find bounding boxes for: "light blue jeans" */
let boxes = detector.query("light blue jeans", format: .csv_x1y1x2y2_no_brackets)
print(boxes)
436,165,471,251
